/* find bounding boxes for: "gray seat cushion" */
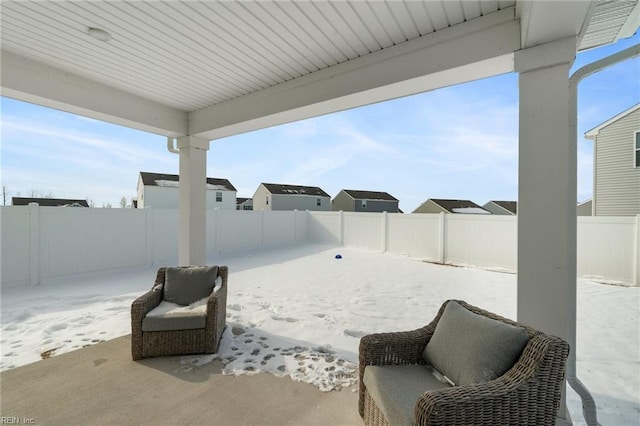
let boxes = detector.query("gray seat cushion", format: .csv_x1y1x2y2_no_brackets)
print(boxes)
164,266,218,306
423,301,529,386
142,300,207,331
363,364,450,426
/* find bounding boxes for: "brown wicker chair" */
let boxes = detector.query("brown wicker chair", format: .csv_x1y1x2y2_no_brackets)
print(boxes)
358,299,569,426
131,266,227,360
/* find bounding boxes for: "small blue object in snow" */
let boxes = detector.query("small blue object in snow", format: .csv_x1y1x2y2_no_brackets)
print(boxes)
335,254,342,259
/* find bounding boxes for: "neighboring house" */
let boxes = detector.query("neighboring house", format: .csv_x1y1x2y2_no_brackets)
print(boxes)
577,199,593,216
136,172,236,209
332,189,400,213
236,197,253,211
483,200,517,215
252,183,330,211
12,197,89,207
413,198,491,215
585,104,640,216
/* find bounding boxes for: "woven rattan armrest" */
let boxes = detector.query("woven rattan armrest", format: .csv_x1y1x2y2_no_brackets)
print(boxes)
413,333,569,426
204,266,228,353
358,325,435,416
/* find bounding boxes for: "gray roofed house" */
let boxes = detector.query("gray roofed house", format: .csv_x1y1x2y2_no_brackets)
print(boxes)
585,103,640,216
413,198,491,215
139,172,236,191
332,189,400,213
137,171,237,209
253,183,330,211
483,200,517,215
236,197,253,211
12,197,90,207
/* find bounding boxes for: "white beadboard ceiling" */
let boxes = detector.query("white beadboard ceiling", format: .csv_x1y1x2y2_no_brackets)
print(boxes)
0,0,638,137
0,0,516,111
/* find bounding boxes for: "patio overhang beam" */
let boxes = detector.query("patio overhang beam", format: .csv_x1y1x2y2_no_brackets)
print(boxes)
0,51,188,137
189,7,520,141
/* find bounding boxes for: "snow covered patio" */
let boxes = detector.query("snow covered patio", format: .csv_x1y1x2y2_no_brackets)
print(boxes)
1,243,638,425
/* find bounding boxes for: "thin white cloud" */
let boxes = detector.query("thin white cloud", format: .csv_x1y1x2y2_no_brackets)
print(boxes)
2,117,171,164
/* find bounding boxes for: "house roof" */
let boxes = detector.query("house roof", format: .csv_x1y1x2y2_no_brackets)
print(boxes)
430,199,491,214
341,189,398,202
585,103,640,139
140,172,236,191
12,197,89,207
489,200,518,214
261,183,330,197
236,198,252,204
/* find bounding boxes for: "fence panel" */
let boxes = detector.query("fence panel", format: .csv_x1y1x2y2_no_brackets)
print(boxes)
386,213,440,260
445,215,517,271
39,208,147,279
578,216,635,283
263,210,298,247
307,211,341,244
343,212,383,251
214,209,262,253
0,207,31,287
150,209,178,264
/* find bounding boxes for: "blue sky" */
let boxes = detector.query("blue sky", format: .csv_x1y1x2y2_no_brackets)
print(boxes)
1,33,638,211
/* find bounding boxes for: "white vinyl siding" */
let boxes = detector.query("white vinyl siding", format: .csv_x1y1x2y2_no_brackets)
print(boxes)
593,108,640,216
635,131,640,168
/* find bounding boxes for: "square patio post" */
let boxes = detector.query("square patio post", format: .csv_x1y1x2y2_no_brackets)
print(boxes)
515,37,577,425
177,135,210,266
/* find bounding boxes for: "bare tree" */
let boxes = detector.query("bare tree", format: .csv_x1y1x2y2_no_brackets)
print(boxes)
87,198,95,208
29,189,54,198
119,196,128,208
2,185,9,206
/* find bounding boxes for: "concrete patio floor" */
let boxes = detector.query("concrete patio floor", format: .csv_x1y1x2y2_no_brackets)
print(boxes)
0,335,361,426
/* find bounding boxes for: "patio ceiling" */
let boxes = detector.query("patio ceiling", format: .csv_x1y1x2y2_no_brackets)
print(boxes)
1,0,638,140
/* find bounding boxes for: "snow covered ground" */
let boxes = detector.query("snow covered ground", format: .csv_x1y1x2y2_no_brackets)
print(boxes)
1,243,638,425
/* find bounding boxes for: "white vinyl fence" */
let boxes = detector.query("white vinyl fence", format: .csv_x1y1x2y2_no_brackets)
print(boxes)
307,211,639,285
2,206,638,287
0,205,307,288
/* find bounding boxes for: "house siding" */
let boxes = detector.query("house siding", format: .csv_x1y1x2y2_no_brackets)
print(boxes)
271,194,330,211
331,191,354,211
139,184,236,209
354,199,397,213
253,185,271,211
593,108,640,216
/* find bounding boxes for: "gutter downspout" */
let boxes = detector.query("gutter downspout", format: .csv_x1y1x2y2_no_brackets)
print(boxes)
167,137,180,154
568,42,640,426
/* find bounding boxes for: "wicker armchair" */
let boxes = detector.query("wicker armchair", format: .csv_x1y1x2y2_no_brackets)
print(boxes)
358,300,569,426
131,266,227,360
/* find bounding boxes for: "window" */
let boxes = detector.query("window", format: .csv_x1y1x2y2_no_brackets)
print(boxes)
635,132,640,168
266,196,269,205
316,198,321,206
362,200,367,209
216,192,222,202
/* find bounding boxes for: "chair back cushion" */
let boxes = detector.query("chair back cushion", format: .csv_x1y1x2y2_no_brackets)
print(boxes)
423,301,529,386
164,266,218,306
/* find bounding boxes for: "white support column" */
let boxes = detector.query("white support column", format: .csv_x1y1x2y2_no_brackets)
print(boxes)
515,37,576,425
177,136,210,266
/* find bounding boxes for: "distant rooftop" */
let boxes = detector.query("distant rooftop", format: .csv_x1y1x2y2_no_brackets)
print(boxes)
262,183,330,197
12,197,89,207
342,189,398,202
431,198,490,213
491,200,518,214
139,172,236,191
